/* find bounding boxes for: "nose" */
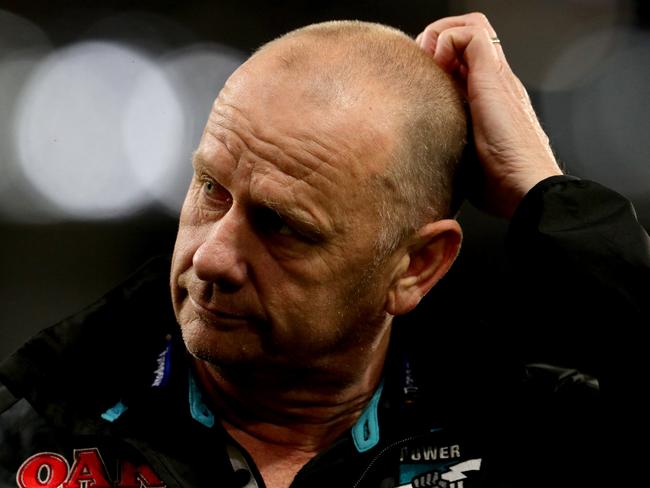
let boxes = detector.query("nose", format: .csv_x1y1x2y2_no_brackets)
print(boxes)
192,205,249,292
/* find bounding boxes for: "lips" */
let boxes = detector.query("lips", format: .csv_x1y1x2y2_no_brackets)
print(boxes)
188,295,257,327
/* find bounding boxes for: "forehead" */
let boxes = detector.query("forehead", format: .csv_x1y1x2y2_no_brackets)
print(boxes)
198,50,398,208
219,52,393,157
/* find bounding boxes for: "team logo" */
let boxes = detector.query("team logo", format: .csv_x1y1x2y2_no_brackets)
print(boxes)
396,458,482,487
397,442,482,488
16,448,166,488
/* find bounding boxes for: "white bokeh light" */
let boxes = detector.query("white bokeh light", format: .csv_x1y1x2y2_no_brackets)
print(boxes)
0,53,54,222
15,41,161,219
0,9,53,222
124,43,246,215
121,59,187,213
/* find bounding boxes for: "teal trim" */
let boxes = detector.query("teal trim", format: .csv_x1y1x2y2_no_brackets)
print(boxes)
100,400,128,423
188,370,215,428
399,464,432,485
351,381,384,453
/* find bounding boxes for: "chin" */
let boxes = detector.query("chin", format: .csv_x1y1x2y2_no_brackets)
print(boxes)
180,317,266,368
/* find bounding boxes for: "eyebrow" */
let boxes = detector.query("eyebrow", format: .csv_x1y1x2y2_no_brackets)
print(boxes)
191,150,329,240
191,151,234,191
191,150,211,172
261,199,327,240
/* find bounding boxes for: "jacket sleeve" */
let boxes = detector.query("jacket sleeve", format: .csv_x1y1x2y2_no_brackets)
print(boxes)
507,176,649,307
505,175,649,381
505,175,649,482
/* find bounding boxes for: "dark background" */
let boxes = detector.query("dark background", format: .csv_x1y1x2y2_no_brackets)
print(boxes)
1,1,648,365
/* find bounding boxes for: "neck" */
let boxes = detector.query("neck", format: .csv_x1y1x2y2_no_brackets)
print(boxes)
192,323,392,453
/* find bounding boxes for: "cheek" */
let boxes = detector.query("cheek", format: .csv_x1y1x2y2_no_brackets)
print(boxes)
172,197,213,272
273,273,386,355
254,269,329,337
170,220,205,308
171,227,196,275
264,261,365,328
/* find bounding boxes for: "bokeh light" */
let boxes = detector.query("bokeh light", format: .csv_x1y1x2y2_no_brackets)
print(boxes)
126,43,246,215
0,10,53,222
121,57,187,216
15,42,164,219
4,8,247,222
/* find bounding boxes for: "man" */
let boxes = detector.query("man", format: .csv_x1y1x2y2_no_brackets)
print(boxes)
1,13,647,488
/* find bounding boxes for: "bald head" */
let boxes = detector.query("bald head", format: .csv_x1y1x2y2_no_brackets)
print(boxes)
172,21,466,371
256,21,467,253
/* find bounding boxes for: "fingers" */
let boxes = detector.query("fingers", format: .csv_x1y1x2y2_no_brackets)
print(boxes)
415,12,530,111
415,12,562,218
432,25,501,79
416,12,498,55
430,11,498,37
417,14,524,102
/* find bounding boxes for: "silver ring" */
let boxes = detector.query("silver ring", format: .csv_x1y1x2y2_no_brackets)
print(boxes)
490,37,501,45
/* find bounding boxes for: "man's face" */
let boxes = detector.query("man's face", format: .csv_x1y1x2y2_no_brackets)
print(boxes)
170,48,401,371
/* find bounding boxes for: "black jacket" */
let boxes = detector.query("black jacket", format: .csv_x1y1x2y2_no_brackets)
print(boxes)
1,176,648,488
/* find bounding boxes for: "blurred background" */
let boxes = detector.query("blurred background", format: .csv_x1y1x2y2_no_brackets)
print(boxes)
1,0,648,363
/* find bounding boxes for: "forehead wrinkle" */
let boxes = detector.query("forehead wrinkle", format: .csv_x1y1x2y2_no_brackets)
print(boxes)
199,121,247,184
210,68,388,224
202,106,346,225
244,138,375,240
215,100,338,170
238,135,339,212
213,76,379,188
211,102,354,205
282,130,364,184
201,107,340,235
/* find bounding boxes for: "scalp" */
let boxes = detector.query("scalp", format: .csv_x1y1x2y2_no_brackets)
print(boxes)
255,21,468,253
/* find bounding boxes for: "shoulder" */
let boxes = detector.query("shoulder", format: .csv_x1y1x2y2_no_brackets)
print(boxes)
0,256,176,430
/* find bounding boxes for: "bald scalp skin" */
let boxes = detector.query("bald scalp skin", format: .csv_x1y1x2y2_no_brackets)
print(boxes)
260,21,467,244
169,20,466,488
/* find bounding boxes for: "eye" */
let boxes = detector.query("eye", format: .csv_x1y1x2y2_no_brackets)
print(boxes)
198,176,231,207
268,211,295,236
276,221,294,236
255,207,296,238
202,179,215,194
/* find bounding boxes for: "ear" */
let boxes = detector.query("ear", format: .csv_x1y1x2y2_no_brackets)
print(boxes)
385,219,462,316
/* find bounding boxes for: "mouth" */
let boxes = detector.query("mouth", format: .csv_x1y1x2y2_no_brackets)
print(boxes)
188,296,256,328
